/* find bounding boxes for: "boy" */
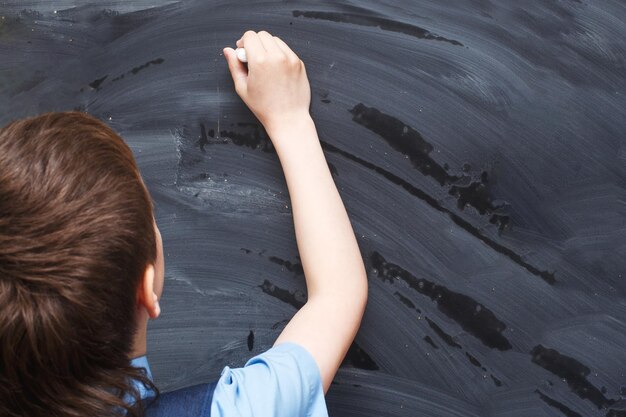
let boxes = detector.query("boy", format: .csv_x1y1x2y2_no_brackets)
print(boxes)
0,30,368,416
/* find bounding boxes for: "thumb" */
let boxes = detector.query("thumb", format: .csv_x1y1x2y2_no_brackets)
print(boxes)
223,47,247,96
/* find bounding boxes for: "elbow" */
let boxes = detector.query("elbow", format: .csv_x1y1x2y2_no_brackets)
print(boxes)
307,267,368,316
347,262,368,316
354,272,369,317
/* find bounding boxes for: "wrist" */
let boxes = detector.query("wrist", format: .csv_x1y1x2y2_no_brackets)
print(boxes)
265,112,315,144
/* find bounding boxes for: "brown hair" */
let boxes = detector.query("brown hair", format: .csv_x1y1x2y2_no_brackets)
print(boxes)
0,112,159,416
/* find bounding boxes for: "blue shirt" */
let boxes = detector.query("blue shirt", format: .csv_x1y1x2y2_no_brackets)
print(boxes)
130,342,328,417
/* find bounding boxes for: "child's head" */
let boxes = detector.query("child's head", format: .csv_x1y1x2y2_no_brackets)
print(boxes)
0,112,164,416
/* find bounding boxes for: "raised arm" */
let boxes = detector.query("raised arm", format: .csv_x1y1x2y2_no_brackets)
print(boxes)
223,30,368,394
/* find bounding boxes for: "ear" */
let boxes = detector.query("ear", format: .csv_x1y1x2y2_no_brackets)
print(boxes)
137,263,161,319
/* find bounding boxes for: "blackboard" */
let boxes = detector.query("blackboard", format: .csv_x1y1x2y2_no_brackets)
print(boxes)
1,1,625,415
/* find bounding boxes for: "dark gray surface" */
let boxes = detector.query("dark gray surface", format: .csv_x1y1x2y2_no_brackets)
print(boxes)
1,1,625,415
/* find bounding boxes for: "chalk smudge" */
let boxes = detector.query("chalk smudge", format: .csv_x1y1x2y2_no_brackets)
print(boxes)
371,251,512,350
531,345,618,410
292,10,463,46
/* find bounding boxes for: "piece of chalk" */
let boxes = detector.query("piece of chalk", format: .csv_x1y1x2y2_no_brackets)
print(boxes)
235,47,247,63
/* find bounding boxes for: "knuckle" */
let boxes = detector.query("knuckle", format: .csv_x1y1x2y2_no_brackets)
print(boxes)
259,30,271,36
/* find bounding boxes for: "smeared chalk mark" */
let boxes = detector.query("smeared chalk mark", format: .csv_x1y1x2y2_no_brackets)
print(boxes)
423,335,439,349
322,140,555,285
268,255,304,276
372,251,513,350
535,389,584,417
111,58,165,82
247,330,254,351
130,57,164,74
425,317,462,349
348,103,510,231
88,74,108,90
292,10,463,46
258,279,306,309
531,345,617,409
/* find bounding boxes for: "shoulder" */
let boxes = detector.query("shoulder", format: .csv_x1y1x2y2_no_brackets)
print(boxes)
211,342,328,417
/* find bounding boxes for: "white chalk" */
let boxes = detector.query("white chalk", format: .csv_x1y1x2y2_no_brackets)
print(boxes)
235,47,247,63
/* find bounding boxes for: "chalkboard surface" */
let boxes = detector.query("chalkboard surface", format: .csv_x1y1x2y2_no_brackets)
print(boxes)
1,1,625,416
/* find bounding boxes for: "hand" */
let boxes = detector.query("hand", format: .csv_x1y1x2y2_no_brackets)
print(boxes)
223,30,312,135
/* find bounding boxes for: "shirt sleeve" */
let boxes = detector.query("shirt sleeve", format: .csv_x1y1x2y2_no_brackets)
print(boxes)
210,342,328,417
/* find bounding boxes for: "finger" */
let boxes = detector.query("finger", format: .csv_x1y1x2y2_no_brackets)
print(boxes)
222,47,248,95
272,36,300,62
257,30,285,58
236,38,243,48
241,30,266,65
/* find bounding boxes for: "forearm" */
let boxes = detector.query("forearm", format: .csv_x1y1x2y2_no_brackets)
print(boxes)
269,115,368,302
225,31,367,393
269,114,367,392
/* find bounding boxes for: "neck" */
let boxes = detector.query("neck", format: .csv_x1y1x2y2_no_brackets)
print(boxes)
130,309,149,359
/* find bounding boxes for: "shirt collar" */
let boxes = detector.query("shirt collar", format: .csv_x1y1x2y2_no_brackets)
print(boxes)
128,355,157,404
